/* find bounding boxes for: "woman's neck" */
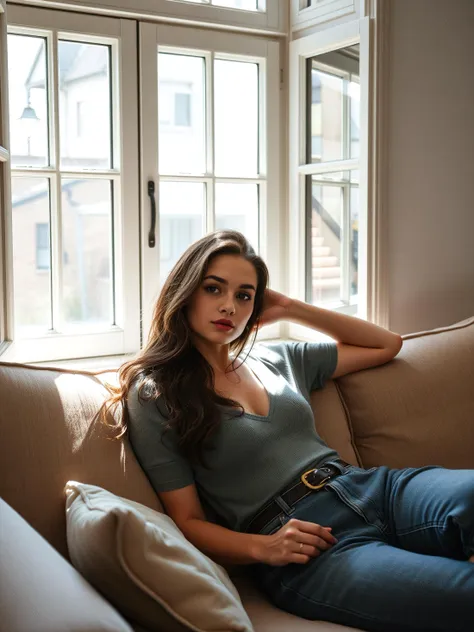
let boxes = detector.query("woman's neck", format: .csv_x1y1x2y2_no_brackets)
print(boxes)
191,336,235,374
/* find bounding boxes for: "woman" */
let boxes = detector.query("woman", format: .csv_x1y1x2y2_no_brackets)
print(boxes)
101,230,474,632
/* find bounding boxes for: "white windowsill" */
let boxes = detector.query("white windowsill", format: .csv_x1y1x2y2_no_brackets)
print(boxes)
30,354,136,372
28,335,316,372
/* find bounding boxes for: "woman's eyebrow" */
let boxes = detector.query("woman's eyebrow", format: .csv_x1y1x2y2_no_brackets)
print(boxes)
203,275,256,291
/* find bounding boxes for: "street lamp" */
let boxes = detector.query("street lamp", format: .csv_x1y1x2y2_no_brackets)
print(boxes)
19,95,40,156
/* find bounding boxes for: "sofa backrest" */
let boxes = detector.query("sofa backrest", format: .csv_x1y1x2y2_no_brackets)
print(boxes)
0,364,161,559
1,316,473,559
332,316,474,469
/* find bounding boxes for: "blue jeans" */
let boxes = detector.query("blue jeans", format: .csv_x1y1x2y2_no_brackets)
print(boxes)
251,463,474,632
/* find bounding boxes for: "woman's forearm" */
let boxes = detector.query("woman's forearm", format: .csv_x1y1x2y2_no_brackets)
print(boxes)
180,517,265,566
287,299,401,351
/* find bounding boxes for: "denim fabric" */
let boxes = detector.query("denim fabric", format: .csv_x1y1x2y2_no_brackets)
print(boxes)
251,465,474,632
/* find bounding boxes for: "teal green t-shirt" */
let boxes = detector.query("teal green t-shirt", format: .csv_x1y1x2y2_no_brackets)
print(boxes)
127,341,339,532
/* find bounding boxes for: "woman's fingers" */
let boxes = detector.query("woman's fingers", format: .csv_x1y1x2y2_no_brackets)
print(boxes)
295,531,329,550
291,518,338,544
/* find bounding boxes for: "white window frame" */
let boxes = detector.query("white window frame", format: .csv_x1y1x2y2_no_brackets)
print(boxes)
288,17,379,342
11,0,287,34
139,22,282,342
1,4,141,363
291,0,359,32
0,0,12,354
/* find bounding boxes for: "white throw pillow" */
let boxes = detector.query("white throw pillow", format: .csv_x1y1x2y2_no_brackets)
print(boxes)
65,481,254,632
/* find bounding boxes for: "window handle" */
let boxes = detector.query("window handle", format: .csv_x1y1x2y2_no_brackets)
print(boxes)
148,180,156,248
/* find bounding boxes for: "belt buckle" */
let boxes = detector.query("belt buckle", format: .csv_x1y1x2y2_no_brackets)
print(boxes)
301,468,330,490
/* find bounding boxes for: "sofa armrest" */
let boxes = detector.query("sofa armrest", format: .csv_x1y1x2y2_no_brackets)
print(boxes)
0,499,133,632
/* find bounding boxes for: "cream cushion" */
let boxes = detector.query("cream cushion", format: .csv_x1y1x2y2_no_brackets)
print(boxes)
0,363,162,560
65,481,254,632
0,498,133,632
337,317,474,469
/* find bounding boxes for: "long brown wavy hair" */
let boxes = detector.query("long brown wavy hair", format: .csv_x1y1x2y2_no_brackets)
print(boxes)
97,230,269,467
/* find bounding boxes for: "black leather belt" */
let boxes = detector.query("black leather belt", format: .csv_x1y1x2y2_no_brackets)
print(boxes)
243,459,350,535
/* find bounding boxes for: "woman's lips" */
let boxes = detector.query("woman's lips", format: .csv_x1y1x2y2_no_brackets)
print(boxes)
213,322,234,332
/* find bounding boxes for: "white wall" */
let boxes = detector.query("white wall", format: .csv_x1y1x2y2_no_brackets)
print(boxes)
387,0,474,334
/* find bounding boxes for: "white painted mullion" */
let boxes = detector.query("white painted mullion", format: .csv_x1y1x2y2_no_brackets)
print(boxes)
58,169,121,178
49,29,63,333
257,54,267,254
288,48,308,305
114,19,140,346
343,75,350,163
0,0,13,350
298,158,358,176
357,15,372,324
160,175,214,184
140,22,160,340
255,40,281,341
342,74,352,307
341,181,351,304
206,50,215,234
10,167,55,176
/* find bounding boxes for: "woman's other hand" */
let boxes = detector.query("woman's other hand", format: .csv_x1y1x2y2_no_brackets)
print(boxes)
254,518,338,566
257,289,293,328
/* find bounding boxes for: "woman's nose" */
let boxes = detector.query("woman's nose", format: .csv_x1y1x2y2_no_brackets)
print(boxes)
220,296,236,315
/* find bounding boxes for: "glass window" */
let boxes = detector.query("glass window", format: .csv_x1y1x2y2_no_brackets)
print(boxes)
157,48,263,277
8,34,49,168
305,44,360,310
214,59,258,178
59,41,112,170
309,172,358,305
36,223,50,270
174,92,191,126
158,181,205,284
158,54,205,175
11,176,52,336
61,179,114,329
8,30,120,340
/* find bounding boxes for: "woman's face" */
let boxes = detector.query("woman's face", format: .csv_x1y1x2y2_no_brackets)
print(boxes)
186,254,258,345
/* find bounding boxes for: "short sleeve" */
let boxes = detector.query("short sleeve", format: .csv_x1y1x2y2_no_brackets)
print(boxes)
286,341,338,392
126,382,194,493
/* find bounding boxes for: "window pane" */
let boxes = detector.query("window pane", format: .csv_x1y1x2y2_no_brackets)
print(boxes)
159,181,205,283
214,59,258,177
309,69,343,163
215,183,259,251
158,53,205,176
11,177,52,336
8,35,49,168
310,179,342,304
61,179,113,328
59,41,112,170
308,45,360,164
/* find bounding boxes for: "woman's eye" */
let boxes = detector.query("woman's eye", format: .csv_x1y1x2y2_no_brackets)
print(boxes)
238,292,252,301
204,285,219,294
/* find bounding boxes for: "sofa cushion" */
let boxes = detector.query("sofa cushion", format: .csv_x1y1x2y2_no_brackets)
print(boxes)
0,498,133,632
233,576,364,632
310,380,361,467
336,317,474,469
0,363,162,559
65,481,254,632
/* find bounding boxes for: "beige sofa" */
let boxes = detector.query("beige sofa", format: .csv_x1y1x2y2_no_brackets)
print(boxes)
1,316,473,632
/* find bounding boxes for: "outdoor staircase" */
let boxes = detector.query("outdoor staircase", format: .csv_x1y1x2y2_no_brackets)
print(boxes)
311,224,341,302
